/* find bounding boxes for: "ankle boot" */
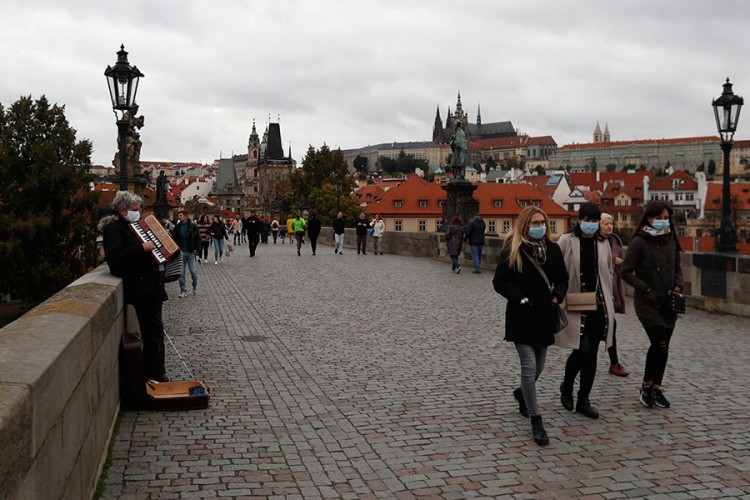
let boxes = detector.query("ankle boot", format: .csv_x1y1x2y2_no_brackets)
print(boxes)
513,387,529,417
530,415,549,445
575,397,600,419
560,382,574,411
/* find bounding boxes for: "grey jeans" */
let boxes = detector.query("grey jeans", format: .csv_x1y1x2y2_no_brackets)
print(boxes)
514,342,548,418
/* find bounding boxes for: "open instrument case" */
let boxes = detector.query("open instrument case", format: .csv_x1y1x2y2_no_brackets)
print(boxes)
121,331,211,411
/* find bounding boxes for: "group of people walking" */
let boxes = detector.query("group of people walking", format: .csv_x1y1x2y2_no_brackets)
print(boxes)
493,201,683,446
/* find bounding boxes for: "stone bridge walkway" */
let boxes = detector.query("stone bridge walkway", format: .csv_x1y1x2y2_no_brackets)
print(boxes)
102,239,750,499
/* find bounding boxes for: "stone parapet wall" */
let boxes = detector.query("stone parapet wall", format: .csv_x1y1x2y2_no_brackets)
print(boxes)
320,228,750,317
0,265,124,500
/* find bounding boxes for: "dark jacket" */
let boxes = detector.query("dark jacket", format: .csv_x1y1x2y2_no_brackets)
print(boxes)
355,217,370,236
445,224,464,256
621,230,683,329
332,217,345,235
493,240,568,348
171,220,201,254
307,217,322,239
100,215,167,305
464,216,486,245
244,216,261,240
209,221,228,240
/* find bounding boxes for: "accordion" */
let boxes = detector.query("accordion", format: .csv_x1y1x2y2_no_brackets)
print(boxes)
129,215,179,264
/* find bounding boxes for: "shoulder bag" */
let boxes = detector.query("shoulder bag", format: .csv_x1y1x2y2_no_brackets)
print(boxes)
647,241,686,315
522,250,568,333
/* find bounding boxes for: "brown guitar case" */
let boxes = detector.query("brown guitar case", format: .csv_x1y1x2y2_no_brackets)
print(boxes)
120,332,211,411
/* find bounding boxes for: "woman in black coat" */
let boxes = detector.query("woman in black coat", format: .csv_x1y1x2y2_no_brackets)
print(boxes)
621,201,683,409
493,206,568,445
306,213,322,255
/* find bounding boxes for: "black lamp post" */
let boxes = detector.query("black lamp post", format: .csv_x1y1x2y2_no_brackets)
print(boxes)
105,44,144,191
712,78,744,253
335,180,342,212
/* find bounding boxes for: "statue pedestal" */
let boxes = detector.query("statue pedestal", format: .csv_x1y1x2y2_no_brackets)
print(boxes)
441,181,479,227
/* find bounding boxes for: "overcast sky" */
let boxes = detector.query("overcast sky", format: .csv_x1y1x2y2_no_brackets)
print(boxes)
2,0,749,167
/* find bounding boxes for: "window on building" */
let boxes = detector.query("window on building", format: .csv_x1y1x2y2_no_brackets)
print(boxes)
394,200,403,208
418,220,426,232
419,200,428,208
686,193,694,201
549,220,557,233
436,220,444,231
488,221,496,233
503,220,511,232
494,200,503,208
438,200,445,207
395,220,402,231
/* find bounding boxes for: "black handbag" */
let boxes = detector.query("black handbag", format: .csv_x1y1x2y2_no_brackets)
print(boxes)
667,290,686,314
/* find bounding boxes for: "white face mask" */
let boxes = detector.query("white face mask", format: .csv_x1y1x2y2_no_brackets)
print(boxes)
126,210,141,222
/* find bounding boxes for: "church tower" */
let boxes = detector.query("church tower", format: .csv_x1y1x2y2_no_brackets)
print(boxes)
603,123,611,142
453,91,468,126
243,120,261,208
432,105,444,144
593,121,603,143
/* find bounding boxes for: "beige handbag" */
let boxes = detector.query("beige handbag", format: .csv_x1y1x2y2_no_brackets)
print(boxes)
566,292,598,311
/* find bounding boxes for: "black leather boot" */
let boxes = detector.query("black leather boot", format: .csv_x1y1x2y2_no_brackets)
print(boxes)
560,382,574,411
513,387,529,417
530,415,549,445
575,397,600,419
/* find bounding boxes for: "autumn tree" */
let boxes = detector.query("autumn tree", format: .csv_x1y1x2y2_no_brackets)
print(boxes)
0,96,100,306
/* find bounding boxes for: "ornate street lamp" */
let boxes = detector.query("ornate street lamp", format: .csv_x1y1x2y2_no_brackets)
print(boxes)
712,78,743,252
335,179,342,212
105,44,144,191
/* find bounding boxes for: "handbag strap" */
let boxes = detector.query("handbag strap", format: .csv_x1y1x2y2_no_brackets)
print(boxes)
522,249,553,292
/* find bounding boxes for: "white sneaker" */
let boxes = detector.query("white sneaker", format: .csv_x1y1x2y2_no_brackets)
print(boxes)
214,261,218,265
178,292,187,298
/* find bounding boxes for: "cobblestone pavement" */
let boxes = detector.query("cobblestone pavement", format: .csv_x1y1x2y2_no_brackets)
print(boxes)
102,239,750,499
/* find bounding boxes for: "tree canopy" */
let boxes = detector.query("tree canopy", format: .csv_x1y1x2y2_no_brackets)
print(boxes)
281,144,361,225
0,95,100,305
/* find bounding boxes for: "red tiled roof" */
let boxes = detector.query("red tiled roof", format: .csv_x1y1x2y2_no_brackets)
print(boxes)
704,182,750,210
371,174,568,219
470,136,527,149
524,175,557,198
570,171,653,192
581,190,602,204
526,135,557,146
649,170,698,191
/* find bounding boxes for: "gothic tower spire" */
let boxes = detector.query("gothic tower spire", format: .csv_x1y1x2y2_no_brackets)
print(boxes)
432,105,444,144
593,121,603,143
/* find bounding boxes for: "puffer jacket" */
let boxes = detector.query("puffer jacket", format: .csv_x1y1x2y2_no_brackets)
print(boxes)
621,230,683,329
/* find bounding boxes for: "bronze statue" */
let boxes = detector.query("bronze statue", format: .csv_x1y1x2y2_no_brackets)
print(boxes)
113,104,145,178
155,170,169,203
450,120,468,180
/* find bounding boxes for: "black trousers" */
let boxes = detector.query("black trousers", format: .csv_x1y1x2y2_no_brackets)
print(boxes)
644,325,674,386
133,301,166,380
248,235,259,256
357,234,367,254
563,307,605,400
310,236,318,254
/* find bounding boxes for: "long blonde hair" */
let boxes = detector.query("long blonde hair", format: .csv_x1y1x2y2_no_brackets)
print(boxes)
502,206,550,273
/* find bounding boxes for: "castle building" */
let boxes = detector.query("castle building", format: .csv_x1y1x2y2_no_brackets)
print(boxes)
432,92,517,144
251,121,296,215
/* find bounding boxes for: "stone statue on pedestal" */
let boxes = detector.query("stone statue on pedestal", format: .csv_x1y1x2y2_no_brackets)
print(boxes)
450,120,468,181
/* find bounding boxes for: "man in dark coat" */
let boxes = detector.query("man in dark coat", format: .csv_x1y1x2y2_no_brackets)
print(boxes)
171,210,201,297
244,211,261,257
307,213,322,255
332,211,345,255
464,213,487,273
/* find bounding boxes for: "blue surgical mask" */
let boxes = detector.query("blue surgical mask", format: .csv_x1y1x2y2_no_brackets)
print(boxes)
580,221,599,235
651,219,670,232
529,225,546,240
126,210,141,223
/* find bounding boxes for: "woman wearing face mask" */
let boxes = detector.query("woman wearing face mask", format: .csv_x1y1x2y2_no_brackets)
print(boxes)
600,213,629,377
493,207,568,445
556,203,615,419
621,201,683,409
99,191,170,383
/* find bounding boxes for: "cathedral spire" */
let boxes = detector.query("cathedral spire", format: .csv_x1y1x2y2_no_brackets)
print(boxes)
593,121,603,143
603,122,610,142
433,105,444,144
454,91,464,117
477,102,482,126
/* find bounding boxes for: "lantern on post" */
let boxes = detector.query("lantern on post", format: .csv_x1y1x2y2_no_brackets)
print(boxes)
105,44,144,191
